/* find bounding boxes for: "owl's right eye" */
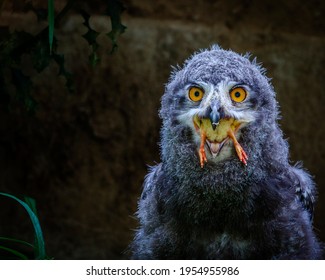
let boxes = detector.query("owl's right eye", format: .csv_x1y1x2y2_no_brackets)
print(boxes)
188,87,204,102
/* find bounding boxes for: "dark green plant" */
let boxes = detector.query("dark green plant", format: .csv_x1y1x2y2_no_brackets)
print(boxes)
0,0,126,112
0,192,48,259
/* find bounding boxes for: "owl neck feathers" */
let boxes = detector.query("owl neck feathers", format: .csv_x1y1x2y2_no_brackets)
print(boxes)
160,118,289,187
158,117,291,231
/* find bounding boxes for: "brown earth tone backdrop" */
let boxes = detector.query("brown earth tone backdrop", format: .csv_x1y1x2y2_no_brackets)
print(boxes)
0,0,324,259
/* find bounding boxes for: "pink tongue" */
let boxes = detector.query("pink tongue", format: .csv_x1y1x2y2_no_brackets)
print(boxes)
210,142,220,154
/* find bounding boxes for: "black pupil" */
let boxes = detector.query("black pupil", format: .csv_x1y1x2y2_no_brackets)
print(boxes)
234,91,241,98
194,91,200,97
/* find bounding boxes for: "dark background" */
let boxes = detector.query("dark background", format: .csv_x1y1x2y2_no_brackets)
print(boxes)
0,0,324,259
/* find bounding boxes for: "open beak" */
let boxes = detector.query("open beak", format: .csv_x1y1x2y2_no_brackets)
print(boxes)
193,115,248,168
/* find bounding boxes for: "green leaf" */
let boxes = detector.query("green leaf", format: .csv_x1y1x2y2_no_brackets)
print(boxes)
0,192,46,259
106,0,126,54
80,10,100,65
89,50,100,66
81,11,100,46
24,196,38,217
0,245,29,260
0,237,34,249
48,0,55,54
52,53,75,92
31,40,52,72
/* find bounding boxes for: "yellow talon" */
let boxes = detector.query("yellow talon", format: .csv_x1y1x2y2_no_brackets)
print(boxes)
227,129,248,165
199,130,208,168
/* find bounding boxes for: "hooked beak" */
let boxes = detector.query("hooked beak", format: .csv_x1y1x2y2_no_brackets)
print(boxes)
210,110,220,130
207,100,224,130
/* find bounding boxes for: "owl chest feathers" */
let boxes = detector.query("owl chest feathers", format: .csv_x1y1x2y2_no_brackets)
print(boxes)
186,232,252,259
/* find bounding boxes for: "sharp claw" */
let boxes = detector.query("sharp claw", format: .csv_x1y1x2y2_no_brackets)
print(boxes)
240,150,248,166
242,149,248,165
198,127,248,168
227,129,248,166
199,131,207,168
199,149,207,168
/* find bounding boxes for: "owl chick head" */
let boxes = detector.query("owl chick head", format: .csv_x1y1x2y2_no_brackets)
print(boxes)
160,45,284,169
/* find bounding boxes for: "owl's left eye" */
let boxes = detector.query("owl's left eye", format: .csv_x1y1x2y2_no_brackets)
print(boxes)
229,87,247,103
188,87,204,102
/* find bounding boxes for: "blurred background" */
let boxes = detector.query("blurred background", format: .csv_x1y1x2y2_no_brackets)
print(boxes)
0,0,324,259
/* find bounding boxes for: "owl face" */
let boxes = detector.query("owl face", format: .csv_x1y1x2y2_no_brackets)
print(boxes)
176,79,257,165
161,46,276,167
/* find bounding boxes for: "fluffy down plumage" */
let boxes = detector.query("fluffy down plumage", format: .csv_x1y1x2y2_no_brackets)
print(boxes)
130,46,322,259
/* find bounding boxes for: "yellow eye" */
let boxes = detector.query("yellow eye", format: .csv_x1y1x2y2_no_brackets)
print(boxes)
188,87,204,102
230,87,247,103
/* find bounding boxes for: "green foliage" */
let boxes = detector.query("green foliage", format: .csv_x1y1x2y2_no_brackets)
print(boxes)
53,53,74,92
107,0,127,54
81,9,101,66
0,0,126,112
0,0,126,260
48,0,55,54
0,193,47,260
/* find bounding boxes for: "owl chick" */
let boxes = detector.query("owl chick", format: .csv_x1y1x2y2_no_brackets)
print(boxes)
131,45,322,259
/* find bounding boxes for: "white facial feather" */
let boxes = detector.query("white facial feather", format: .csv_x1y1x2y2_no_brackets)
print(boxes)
177,80,257,162
177,80,256,126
